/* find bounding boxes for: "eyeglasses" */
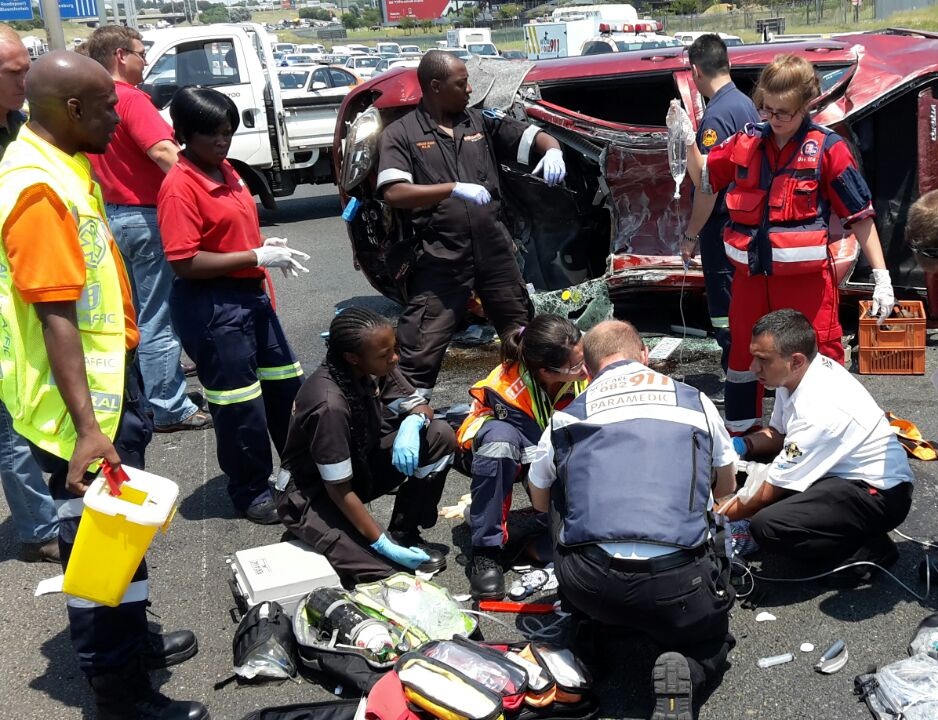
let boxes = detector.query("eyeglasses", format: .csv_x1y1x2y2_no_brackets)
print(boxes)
545,359,586,375
120,47,147,62
912,246,938,259
758,107,798,122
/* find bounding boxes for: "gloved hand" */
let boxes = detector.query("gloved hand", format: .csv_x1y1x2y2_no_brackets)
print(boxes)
451,182,491,206
371,533,429,570
392,413,424,476
252,243,310,278
532,147,566,186
732,436,748,459
680,235,698,267
871,268,896,324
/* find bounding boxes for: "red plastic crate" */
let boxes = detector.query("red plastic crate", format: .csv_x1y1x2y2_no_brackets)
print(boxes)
857,300,926,375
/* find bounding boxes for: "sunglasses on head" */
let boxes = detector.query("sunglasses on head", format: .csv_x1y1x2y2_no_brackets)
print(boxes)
913,246,938,259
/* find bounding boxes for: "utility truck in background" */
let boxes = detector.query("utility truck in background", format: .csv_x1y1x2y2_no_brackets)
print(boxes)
140,23,344,206
447,27,492,49
523,3,639,59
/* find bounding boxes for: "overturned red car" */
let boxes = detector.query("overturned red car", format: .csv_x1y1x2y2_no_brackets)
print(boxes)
333,29,938,315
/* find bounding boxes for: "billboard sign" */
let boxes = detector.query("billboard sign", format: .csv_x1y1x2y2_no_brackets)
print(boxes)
383,0,453,23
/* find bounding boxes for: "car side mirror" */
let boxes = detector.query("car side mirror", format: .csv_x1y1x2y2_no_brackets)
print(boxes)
140,82,177,110
312,81,327,90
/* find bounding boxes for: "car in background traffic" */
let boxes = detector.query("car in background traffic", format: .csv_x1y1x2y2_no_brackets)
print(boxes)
345,54,381,78
673,31,743,47
277,65,360,100
440,47,472,61
334,30,938,313
400,44,422,54
373,57,421,75
466,42,500,57
280,53,319,66
501,50,527,60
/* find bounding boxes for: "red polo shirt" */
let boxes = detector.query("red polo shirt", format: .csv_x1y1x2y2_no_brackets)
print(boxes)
157,155,265,279
88,81,174,207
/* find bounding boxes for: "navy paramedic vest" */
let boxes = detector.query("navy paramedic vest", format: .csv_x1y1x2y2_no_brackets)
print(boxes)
550,361,713,549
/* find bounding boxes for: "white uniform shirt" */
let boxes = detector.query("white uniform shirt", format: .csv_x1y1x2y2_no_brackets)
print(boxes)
528,361,737,558
767,354,913,492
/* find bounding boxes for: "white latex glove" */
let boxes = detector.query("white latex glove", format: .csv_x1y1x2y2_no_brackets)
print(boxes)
532,147,566,186
871,268,895,323
451,182,491,206
252,244,310,277
264,236,288,247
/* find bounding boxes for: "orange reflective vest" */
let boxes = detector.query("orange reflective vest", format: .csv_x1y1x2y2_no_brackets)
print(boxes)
723,123,833,277
456,362,587,451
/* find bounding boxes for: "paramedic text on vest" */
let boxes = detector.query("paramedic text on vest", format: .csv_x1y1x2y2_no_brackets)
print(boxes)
376,50,566,399
720,309,913,583
528,320,737,720
0,52,206,719
681,54,895,435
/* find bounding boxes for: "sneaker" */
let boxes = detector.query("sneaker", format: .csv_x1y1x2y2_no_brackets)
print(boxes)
389,530,447,573
154,411,213,433
19,537,60,563
244,491,280,525
651,652,693,720
470,549,505,600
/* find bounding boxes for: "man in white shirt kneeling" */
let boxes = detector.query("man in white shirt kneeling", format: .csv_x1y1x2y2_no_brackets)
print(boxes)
723,308,914,581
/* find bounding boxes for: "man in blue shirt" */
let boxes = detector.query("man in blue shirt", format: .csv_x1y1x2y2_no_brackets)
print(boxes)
680,34,760,385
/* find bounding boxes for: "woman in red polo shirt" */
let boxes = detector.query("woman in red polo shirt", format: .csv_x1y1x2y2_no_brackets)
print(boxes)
157,86,309,524
678,54,895,436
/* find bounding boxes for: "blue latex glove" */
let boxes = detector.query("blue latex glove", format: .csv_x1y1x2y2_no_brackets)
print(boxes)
392,413,424,476
371,533,429,569
732,436,747,458
533,147,566,186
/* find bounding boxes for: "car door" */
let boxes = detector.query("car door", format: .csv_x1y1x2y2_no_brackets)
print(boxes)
141,35,266,165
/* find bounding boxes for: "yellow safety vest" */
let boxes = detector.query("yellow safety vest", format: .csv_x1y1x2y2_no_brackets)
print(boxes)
0,127,127,460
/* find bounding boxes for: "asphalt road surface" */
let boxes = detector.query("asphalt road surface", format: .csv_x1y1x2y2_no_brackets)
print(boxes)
2,184,937,720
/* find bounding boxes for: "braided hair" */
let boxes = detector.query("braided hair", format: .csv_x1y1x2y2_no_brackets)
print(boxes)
323,307,393,491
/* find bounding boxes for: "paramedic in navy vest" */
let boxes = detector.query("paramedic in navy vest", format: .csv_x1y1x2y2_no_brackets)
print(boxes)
528,320,738,720
680,34,759,373
377,50,566,401
720,310,913,583
680,54,896,436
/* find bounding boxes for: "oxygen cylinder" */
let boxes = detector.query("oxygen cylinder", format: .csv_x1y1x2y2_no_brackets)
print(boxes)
305,588,395,660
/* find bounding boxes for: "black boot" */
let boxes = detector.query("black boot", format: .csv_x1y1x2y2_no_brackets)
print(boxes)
89,658,209,720
143,629,199,669
389,530,447,573
470,547,505,600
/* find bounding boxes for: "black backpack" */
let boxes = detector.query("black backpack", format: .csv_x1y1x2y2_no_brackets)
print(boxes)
217,600,298,687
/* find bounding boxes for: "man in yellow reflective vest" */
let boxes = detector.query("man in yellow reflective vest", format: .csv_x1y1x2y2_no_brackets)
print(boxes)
0,52,206,720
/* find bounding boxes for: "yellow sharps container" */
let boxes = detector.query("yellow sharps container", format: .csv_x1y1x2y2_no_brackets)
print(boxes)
63,465,179,607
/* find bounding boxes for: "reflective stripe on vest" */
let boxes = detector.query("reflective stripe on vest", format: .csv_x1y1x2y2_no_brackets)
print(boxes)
723,122,834,276
551,361,713,550
456,361,587,450
0,127,126,460
257,361,303,382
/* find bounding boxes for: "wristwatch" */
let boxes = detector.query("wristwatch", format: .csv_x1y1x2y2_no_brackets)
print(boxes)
683,233,699,246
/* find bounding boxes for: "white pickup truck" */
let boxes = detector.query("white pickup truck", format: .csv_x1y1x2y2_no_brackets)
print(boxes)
140,23,340,208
